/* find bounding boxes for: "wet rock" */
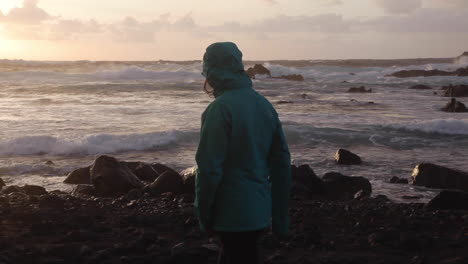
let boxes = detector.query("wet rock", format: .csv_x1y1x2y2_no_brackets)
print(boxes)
64,166,91,184
301,93,308,99
21,185,47,196
390,176,409,184
427,190,468,210
1,185,25,195
246,64,271,78
409,84,432,90
442,98,467,112
72,184,96,196
181,166,196,195
90,155,145,196
347,86,372,93
322,172,372,200
125,188,143,200
335,149,362,165
45,160,55,166
146,170,184,196
0,178,5,188
412,163,468,191
443,84,468,97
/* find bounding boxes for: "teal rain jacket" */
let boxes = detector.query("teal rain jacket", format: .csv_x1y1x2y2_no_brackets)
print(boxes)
195,42,291,235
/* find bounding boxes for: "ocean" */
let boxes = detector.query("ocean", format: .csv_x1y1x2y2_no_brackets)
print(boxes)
1,59,467,203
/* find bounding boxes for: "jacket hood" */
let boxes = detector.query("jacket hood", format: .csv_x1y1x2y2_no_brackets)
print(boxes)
202,42,252,96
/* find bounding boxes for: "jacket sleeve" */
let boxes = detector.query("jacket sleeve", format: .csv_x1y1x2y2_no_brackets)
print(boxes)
194,101,230,232
268,118,291,236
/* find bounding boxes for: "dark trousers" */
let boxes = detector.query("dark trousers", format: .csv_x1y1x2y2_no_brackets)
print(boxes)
217,230,264,264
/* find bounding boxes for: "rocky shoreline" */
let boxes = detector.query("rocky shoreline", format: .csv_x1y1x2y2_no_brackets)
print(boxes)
1,153,468,264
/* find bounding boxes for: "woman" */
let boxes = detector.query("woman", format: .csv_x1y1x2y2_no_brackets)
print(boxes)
195,42,291,264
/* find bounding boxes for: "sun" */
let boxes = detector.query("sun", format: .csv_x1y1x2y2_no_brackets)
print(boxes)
0,0,22,14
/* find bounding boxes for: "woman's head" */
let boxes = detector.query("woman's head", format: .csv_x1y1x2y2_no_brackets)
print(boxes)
202,42,252,97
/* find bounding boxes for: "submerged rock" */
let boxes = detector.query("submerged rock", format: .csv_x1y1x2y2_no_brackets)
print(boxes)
412,163,468,191
64,166,91,184
322,172,372,200
441,98,467,112
90,155,145,196
427,190,468,210
335,149,362,165
443,84,468,97
246,64,271,78
409,84,432,90
347,86,372,93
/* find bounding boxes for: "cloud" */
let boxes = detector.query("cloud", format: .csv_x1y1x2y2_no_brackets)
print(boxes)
320,0,343,6
2,0,51,24
374,0,422,14
430,0,468,9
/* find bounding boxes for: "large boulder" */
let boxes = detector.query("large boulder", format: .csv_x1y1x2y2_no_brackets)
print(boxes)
335,149,362,165
64,166,91,184
427,190,468,210
291,165,326,196
246,64,271,79
90,155,145,196
181,166,197,195
347,86,372,93
145,170,184,196
21,185,47,196
412,163,468,191
443,84,468,97
441,98,467,112
409,84,432,90
454,66,468,76
322,172,372,200
151,163,178,176
0,178,5,188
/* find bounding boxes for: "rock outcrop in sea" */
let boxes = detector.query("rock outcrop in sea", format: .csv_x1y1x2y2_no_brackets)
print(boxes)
409,84,432,90
347,86,372,93
443,84,468,97
387,66,468,78
335,149,362,165
246,64,305,81
412,163,468,191
442,98,467,112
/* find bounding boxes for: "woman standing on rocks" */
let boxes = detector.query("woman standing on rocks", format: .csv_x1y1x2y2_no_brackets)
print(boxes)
195,42,291,264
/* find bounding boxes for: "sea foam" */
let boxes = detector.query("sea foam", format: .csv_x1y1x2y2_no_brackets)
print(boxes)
391,119,468,135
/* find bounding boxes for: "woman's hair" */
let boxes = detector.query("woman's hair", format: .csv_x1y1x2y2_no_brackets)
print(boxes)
203,80,215,97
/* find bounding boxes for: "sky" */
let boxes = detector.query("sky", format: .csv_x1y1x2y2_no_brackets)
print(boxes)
0,0,467,60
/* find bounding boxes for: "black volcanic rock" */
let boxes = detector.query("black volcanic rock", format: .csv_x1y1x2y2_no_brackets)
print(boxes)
347,86,372,93
246,64,271,78
335,149,362,165
1,185,25,195
72,184,96,196
427,190,468,210
151,163,179,176
90,155,145,196
409,84,432,90
443,84,468,97
412,163,468,191
442,98,467,112
64,166,91,184
322,172,372,200
126,162,159,183
291,164,326,197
